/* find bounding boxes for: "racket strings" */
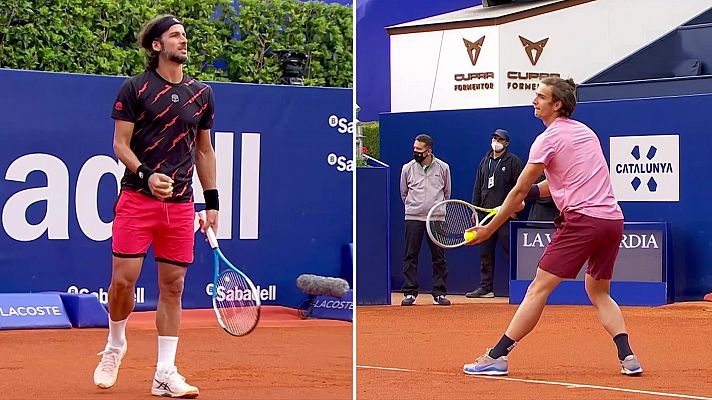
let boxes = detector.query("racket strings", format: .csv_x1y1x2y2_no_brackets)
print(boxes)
214,269,260,336
428,202,479,247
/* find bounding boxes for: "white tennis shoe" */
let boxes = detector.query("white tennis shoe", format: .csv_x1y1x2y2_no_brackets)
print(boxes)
151,366,199,398
93,343,127,389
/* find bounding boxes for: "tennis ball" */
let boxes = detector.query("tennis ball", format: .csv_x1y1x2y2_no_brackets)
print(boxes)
464,230,477,242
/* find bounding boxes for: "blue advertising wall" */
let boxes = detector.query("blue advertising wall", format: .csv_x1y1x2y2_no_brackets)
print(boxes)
380,94,712,301
0,68,352,310
356,160,391,305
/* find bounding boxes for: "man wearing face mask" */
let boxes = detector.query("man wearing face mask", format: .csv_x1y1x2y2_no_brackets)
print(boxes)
466,129,524,298
400,134,452,306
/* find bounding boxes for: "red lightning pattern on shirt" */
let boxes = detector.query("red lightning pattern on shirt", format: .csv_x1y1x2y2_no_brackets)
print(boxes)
114,71,214,203
153,159,167,172
167,128,191,152
177,165,194,198
180,87,207,109
153,104,173,121
151,85,173,105
159,115,180,133
193,103,209,118
137,81,149,98
177,182,189,198
142,137,164,154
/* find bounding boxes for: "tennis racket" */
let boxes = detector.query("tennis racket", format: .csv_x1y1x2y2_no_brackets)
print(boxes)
426,200,498,249
198,211,261,336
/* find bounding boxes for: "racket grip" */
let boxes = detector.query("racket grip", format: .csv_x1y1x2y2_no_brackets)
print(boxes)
205,226,219,249
197,210,219,249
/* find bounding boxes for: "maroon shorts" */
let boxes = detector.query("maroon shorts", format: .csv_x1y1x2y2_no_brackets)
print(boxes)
538,211,623,280
112,190,196,266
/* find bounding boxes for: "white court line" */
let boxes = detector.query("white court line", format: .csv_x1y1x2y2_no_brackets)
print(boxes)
356,365,712,400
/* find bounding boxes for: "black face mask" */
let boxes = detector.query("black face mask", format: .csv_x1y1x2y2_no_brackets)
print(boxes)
413,151,427,163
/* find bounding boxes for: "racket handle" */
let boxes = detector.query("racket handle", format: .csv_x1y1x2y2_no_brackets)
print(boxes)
205,226,219,249
197,210,219,249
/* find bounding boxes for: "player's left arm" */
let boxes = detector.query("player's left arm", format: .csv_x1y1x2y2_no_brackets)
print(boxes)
196,128,218,233
536,179,551,198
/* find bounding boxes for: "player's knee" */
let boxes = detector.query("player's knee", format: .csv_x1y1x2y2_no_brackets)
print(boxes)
585,286,607,307
159,276,186,299
525,279,554,299
110,277,136,294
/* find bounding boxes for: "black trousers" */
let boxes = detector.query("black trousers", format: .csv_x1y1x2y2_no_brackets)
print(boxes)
402,220,448,297
478,222,510,292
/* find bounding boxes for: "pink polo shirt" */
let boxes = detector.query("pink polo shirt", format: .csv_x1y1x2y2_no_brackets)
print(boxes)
528,117,623,220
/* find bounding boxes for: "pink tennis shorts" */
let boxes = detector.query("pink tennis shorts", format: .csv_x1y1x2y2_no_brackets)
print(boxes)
538,210,623,280
112,190,196,266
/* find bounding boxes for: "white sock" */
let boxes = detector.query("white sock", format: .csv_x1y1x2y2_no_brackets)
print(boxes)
108,318,128,349
157,336,179,372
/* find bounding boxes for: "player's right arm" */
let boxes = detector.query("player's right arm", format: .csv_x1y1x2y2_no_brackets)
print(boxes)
113,120,172,199
113,120,140,176
467,162,544,245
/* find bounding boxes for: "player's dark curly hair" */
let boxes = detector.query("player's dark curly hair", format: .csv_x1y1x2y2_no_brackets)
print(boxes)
138,15,174,71
540,77,577,118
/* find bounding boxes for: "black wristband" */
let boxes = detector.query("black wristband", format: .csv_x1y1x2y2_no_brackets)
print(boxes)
204,189,219,210
525,184,540,201
137,164,153,183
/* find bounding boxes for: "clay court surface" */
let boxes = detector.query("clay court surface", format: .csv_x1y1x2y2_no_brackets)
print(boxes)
357,297,712,400
0,307,352,400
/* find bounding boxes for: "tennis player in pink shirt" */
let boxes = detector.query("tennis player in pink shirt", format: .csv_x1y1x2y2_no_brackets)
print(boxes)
463,77,642,376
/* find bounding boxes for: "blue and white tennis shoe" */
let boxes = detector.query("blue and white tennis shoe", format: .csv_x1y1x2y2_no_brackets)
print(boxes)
463,349,508,376
620,354,643,376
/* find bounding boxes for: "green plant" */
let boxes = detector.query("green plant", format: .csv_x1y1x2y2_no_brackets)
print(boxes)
0,0,352,87
228,0,352,87
361,121,380,159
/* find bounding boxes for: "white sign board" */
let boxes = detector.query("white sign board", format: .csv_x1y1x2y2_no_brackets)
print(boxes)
609,135,679,201
390,0,712,112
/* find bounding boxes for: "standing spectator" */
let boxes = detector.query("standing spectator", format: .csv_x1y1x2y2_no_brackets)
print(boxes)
466,129,524,298
400,134,452,306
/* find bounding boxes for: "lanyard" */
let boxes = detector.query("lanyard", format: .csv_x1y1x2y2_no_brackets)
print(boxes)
487,157,503,177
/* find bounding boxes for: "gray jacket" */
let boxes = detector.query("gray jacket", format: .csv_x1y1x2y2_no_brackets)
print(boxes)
400,156,451,221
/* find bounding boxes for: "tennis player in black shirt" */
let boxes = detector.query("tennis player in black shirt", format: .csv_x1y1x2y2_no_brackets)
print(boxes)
93,15,218,398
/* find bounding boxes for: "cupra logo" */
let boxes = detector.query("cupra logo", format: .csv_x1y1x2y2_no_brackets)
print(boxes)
519,36,549,66
463,36,485,66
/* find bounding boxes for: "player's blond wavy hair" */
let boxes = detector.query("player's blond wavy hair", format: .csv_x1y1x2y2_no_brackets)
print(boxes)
541,77,577,118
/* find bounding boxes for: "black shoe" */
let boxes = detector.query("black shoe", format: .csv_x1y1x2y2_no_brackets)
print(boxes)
401,295,416,306
432,295,451,306
465,288,495,298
